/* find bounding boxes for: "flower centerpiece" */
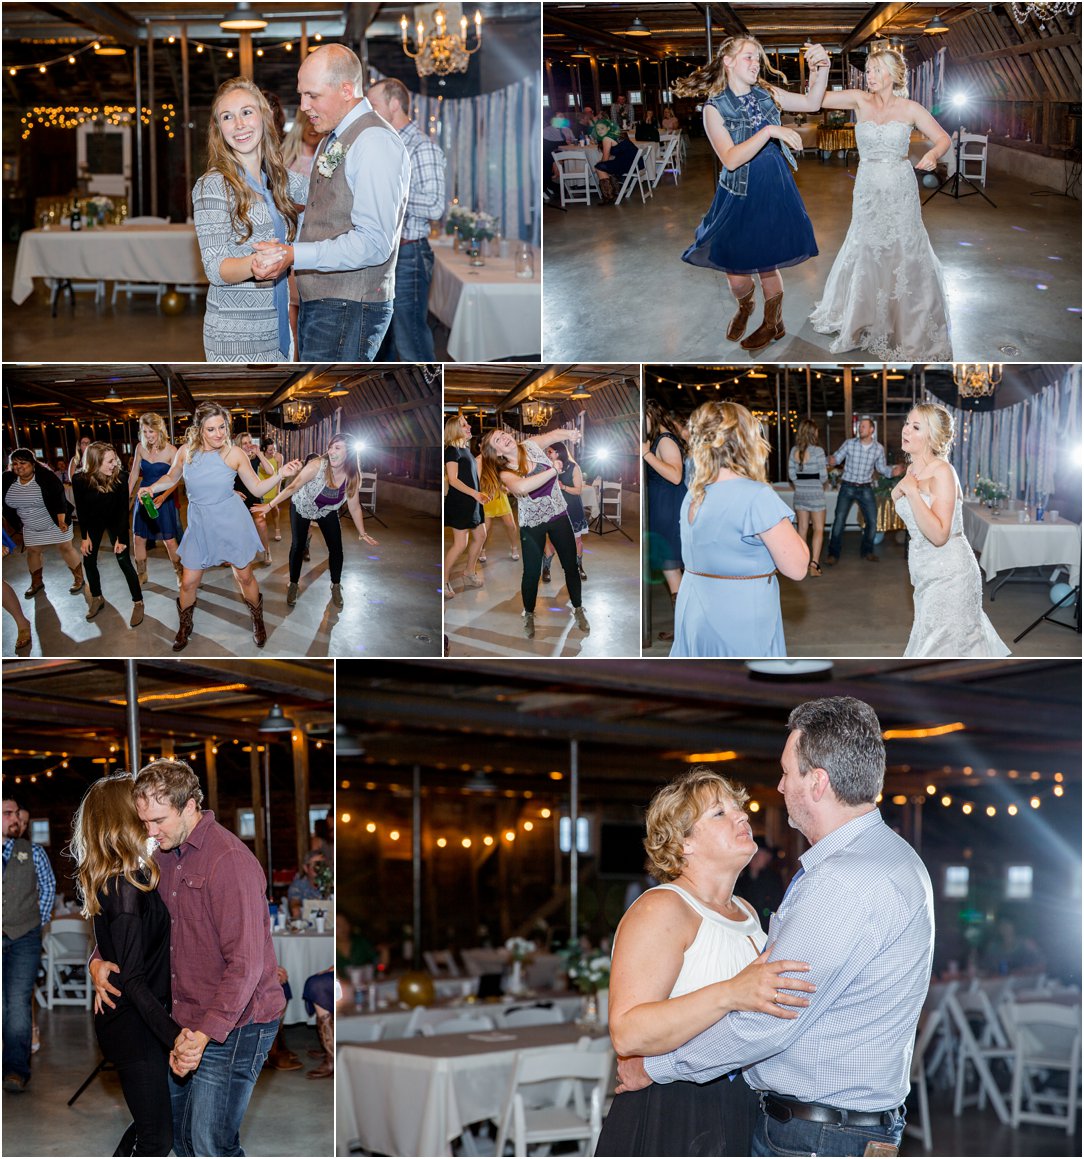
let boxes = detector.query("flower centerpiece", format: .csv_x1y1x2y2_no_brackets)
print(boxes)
504,936,536,995
975,476,1009,510
86,195,114,227
314,859,334,900
558,941,611,1025
445,205,497,266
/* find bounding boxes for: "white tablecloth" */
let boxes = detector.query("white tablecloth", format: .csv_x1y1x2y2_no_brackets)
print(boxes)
11,224,205,305
557,143,657,184
271,931,334,1025
429,240,541,362
961,502,1080,585
773,485,863,529
336,1021,601,1156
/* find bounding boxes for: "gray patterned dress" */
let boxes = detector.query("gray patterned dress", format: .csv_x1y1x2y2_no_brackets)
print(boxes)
193,168,308,361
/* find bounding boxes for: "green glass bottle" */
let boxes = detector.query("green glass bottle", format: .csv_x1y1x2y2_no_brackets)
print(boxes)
140,492,160,521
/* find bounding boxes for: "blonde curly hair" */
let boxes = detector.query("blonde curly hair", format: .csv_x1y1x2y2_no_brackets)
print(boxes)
687,401,769,516
866,47,908,98
644,768,751,882
908,402,955,460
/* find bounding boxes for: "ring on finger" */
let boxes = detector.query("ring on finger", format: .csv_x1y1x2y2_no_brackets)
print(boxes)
775,988,783,1004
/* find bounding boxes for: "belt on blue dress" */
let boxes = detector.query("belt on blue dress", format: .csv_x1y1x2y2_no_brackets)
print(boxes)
762,1093,904,1127
686,569,776,581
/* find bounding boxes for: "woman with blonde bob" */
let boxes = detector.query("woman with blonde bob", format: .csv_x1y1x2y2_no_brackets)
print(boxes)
70,772,191,1155
810,48,953,359
596,767,815,1157
138,402,301,652
893,402,1009,656
126,412,182,585
671,401,808,657
193,77,307,361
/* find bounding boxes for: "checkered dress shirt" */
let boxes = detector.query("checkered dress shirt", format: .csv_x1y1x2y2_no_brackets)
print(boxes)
832,437,893,484
398,120,447,241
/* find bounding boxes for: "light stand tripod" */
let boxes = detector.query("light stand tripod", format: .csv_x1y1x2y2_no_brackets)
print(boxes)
923,124,996,207
590,484,632,541
1013,560,1081,644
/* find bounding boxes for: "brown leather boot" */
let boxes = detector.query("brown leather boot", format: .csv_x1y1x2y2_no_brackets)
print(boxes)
265,1024,302,1071
726,285,757,342
307,1010,333,1079
68,563,85,594
172,599,196,652
135,557,148,584
244,593,267,648
598,176,617,204
741,291,785,352
24,569,44,598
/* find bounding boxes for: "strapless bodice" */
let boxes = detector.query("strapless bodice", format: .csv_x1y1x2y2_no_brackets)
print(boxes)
855,120,912,163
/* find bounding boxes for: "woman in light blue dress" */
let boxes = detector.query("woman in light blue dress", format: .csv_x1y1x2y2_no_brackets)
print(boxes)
670,402,809,658
138,402,301,652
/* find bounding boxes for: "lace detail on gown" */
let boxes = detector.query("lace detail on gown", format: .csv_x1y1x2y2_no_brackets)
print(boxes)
894,478,1010,657
810,121,953,361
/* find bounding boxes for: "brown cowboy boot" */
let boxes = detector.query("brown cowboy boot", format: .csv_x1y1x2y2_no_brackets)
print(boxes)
244,593,267,648
24,568,44,598
597,176,617,204
726,285,757,342
265,1023,302,1071
741,291,785,353
135,557,148,584
172,599,196,652
307,1010,334,1079
68,563,85,593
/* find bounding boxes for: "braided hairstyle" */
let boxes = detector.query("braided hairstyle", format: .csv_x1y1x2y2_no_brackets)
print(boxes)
686,401,769,516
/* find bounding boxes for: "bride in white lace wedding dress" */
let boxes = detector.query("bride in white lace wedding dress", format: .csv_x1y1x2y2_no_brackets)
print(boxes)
809,48,954,360
893,403,1010,658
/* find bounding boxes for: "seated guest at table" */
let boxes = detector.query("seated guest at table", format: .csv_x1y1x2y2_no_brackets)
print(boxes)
978,914,1045,977
542,113,576,202
636,109,661,143
193,77,307,361
287,850,330,920
592,119,641,204
661,107,681,132
302,968,335,1080
576,107,597,138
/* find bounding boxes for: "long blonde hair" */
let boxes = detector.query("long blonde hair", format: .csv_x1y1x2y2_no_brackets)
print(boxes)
204,77,300,244
185,401,233,458
673,35,787,101
70,772,160,919
139,412,171,452
687,401,769,515
444,414,469,448
479,430,529,499
795,418,820,467
867,47,908,98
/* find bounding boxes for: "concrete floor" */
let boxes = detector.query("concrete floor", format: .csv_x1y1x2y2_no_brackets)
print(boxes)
444,524,641,658
643,527,1081,657
543,139,1081,362
2,506,443,658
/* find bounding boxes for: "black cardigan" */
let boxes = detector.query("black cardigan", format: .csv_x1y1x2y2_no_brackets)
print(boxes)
72,473,132,546
2,463,74,534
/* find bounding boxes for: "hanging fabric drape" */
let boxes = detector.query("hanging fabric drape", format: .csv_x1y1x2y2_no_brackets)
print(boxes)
906,48,945,112
264,410,340,465
928,367,1080,504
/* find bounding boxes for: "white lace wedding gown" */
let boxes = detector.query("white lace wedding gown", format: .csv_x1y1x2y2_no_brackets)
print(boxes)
894,474,1010,657
810,120,953,360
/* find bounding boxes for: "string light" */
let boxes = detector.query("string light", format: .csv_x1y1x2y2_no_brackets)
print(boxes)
436,837,447,848
20,104,176,140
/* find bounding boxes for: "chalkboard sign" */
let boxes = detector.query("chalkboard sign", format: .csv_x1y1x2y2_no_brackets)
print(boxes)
86,131,125,175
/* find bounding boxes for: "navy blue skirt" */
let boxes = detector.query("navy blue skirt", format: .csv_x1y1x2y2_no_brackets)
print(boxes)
682,142,818,276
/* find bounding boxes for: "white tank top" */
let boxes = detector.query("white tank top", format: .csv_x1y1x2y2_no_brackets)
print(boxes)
650,883,767,998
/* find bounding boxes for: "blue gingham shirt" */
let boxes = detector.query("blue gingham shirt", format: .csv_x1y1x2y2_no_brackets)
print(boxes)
3,838,57,928
644,810,935,1110
398,120,447,242
832,437,893,484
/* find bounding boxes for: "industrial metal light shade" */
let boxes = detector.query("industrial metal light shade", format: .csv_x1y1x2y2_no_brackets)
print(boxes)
257,704,297,732
220,3,268,31
924,14,950,34
625,17,651,37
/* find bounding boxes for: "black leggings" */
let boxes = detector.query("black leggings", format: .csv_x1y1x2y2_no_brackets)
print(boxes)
83,527,142,602
97,1016,173,1156
289,504,344,584
520,514,581,614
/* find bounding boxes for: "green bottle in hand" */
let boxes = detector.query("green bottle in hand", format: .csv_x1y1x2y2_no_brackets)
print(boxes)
140,492,160,521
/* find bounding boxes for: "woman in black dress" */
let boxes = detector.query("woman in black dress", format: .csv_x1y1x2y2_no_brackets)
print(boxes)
642,401,687,640
442,414,487,598
72,442,145,627
71,771,188,1156
543,442,588,582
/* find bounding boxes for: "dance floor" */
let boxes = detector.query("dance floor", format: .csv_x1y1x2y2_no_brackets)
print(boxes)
542,138,1081,363
643,527,1082,658
444,517,642,658
1,503,442,658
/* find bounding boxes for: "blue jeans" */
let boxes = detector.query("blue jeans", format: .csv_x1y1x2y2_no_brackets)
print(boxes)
752,1105,905,1156
388,240,436,361
298,297,393,361
828,481,879,559
2,925,42,1082
169,1019,277,1157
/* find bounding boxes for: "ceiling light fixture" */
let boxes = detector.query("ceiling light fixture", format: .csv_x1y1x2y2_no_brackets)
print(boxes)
220,3,268,31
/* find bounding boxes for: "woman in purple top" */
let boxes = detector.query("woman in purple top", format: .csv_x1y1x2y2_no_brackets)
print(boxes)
254,432,377,611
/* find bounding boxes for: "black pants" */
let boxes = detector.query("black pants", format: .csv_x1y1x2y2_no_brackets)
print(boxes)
97,1015,173,1156
84,526,142,602
520,514,581,614
289,504,344,584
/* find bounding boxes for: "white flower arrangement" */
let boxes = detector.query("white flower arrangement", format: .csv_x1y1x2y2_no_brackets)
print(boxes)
316,139,349,178
87,195,114,212
504,936,536,962
975,476,1009,502
445,205,497,242
558,942,611,994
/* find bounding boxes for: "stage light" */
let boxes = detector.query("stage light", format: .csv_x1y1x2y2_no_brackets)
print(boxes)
352,439,366,454
950,91,968,110
594,446,611,461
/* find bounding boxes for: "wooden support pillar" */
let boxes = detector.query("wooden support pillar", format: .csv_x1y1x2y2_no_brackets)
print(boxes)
147,30,156,216
544,59,555,112
204,739,219,815
160,738,175,758
180,28,192,219
250,745,266,879
843,366,854,435
239,30,254,80
292,729,311,876
589,56,600,113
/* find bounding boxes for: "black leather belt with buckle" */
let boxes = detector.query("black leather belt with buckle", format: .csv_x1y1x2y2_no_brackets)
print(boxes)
762,1093,902,1128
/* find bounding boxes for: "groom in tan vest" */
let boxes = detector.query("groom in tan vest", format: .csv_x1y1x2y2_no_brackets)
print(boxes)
254,44,410,360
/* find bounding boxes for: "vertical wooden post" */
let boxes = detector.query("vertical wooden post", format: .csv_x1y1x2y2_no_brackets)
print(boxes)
239,30,254,80
292,729,311,877
180,27,192,219
148,27,156,216
250,744,266,880
204,739,218,815
843,366,854,435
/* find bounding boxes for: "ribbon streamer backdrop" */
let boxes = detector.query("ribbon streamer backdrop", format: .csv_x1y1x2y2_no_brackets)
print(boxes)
265,410,341,464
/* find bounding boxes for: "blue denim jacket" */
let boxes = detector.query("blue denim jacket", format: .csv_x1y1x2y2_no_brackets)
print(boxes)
708,85,797,197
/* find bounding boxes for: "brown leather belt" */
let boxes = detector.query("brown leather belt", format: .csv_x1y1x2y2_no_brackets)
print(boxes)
399,236,427,247
686,569,776,581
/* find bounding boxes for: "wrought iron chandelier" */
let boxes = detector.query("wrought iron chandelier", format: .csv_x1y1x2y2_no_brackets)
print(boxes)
953,363,1002,398
1010,3,1075,30
401,5,482,78
522,399,554,427
283,399,313,425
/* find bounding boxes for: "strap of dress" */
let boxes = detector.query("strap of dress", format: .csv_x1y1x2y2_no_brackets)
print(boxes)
652,883,726,922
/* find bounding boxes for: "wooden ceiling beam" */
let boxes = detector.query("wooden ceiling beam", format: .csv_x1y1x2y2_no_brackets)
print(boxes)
149,365,197,413
839,2,912,54
38,2,143,45
259,367,339,412
13,379,130,421
544,13,670,61
955,29,1079,63
693,3,750,40
497,366,577,412
132,658,333,701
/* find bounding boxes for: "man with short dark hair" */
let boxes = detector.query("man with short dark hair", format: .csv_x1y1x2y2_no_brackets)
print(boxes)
617,696,935,1158
825,417,904,564
367,76,446,362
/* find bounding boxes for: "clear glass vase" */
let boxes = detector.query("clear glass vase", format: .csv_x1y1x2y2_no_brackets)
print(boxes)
466,239,485,267
578,990,600,1027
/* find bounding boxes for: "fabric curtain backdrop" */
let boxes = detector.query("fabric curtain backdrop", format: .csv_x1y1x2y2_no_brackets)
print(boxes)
264,411,341,465
371,71,539,246
929,366,1081,505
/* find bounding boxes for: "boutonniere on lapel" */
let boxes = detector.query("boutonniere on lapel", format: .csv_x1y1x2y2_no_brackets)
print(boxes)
316,139,349,178
15,850,30,863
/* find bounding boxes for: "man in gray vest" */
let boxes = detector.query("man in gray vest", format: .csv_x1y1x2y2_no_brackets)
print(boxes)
253,44,410,361
3,797,55,1092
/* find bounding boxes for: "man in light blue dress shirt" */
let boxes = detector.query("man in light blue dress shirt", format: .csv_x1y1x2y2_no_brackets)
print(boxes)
617,696,935,1157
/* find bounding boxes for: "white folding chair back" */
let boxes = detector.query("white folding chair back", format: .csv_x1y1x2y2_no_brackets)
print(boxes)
653,135,681,188
406,1006,493,1036
420,1013,495,1036
498,1005,565,1029
44,916,93,1009
959,132,989,187
337,1017,385,1043
905,1000,948,1150
948,988,1013,1123
494,1045,613,1157
601,481,622,527
614,147,651,206
357,471,378,517
555,153,594,207
1003,999,1081,1133
423,949,460,978
461,947,508,977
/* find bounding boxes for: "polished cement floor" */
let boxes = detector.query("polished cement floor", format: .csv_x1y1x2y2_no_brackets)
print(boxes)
2,506,442,658
543,139,1081,363
444,523,641,658
6,1007,332,1156
643,526,1082,657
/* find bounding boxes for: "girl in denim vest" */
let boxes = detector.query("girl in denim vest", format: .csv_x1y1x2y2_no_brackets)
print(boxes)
678,37,830,352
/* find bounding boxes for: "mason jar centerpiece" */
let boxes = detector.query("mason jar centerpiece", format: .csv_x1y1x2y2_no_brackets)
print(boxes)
446,206,497,267
975,476,1009,514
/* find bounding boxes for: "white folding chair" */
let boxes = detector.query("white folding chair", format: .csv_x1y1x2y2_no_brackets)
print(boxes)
555,153,597,207
336,1017,385,1043
494,1046,613,1157
601,481,623,527
614,146,654,206
423,949,461,978
497,1005,565,1029
43,916,93,1009
949,987,1013,1123
420,1013,495,1036
357,471,378,516
958,131,989,187
653,135,681,188
1003,999,1081,1133
905,990,954,1151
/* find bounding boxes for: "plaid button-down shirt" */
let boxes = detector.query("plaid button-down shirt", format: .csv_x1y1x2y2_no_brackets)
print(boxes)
832,436,893,484
399,120,447,242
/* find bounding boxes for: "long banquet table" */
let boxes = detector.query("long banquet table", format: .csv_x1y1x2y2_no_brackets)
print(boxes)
961,501,1080,592
428,238,541,362
271,930,334,1024
336,1021,606,1156
11,224,205,305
